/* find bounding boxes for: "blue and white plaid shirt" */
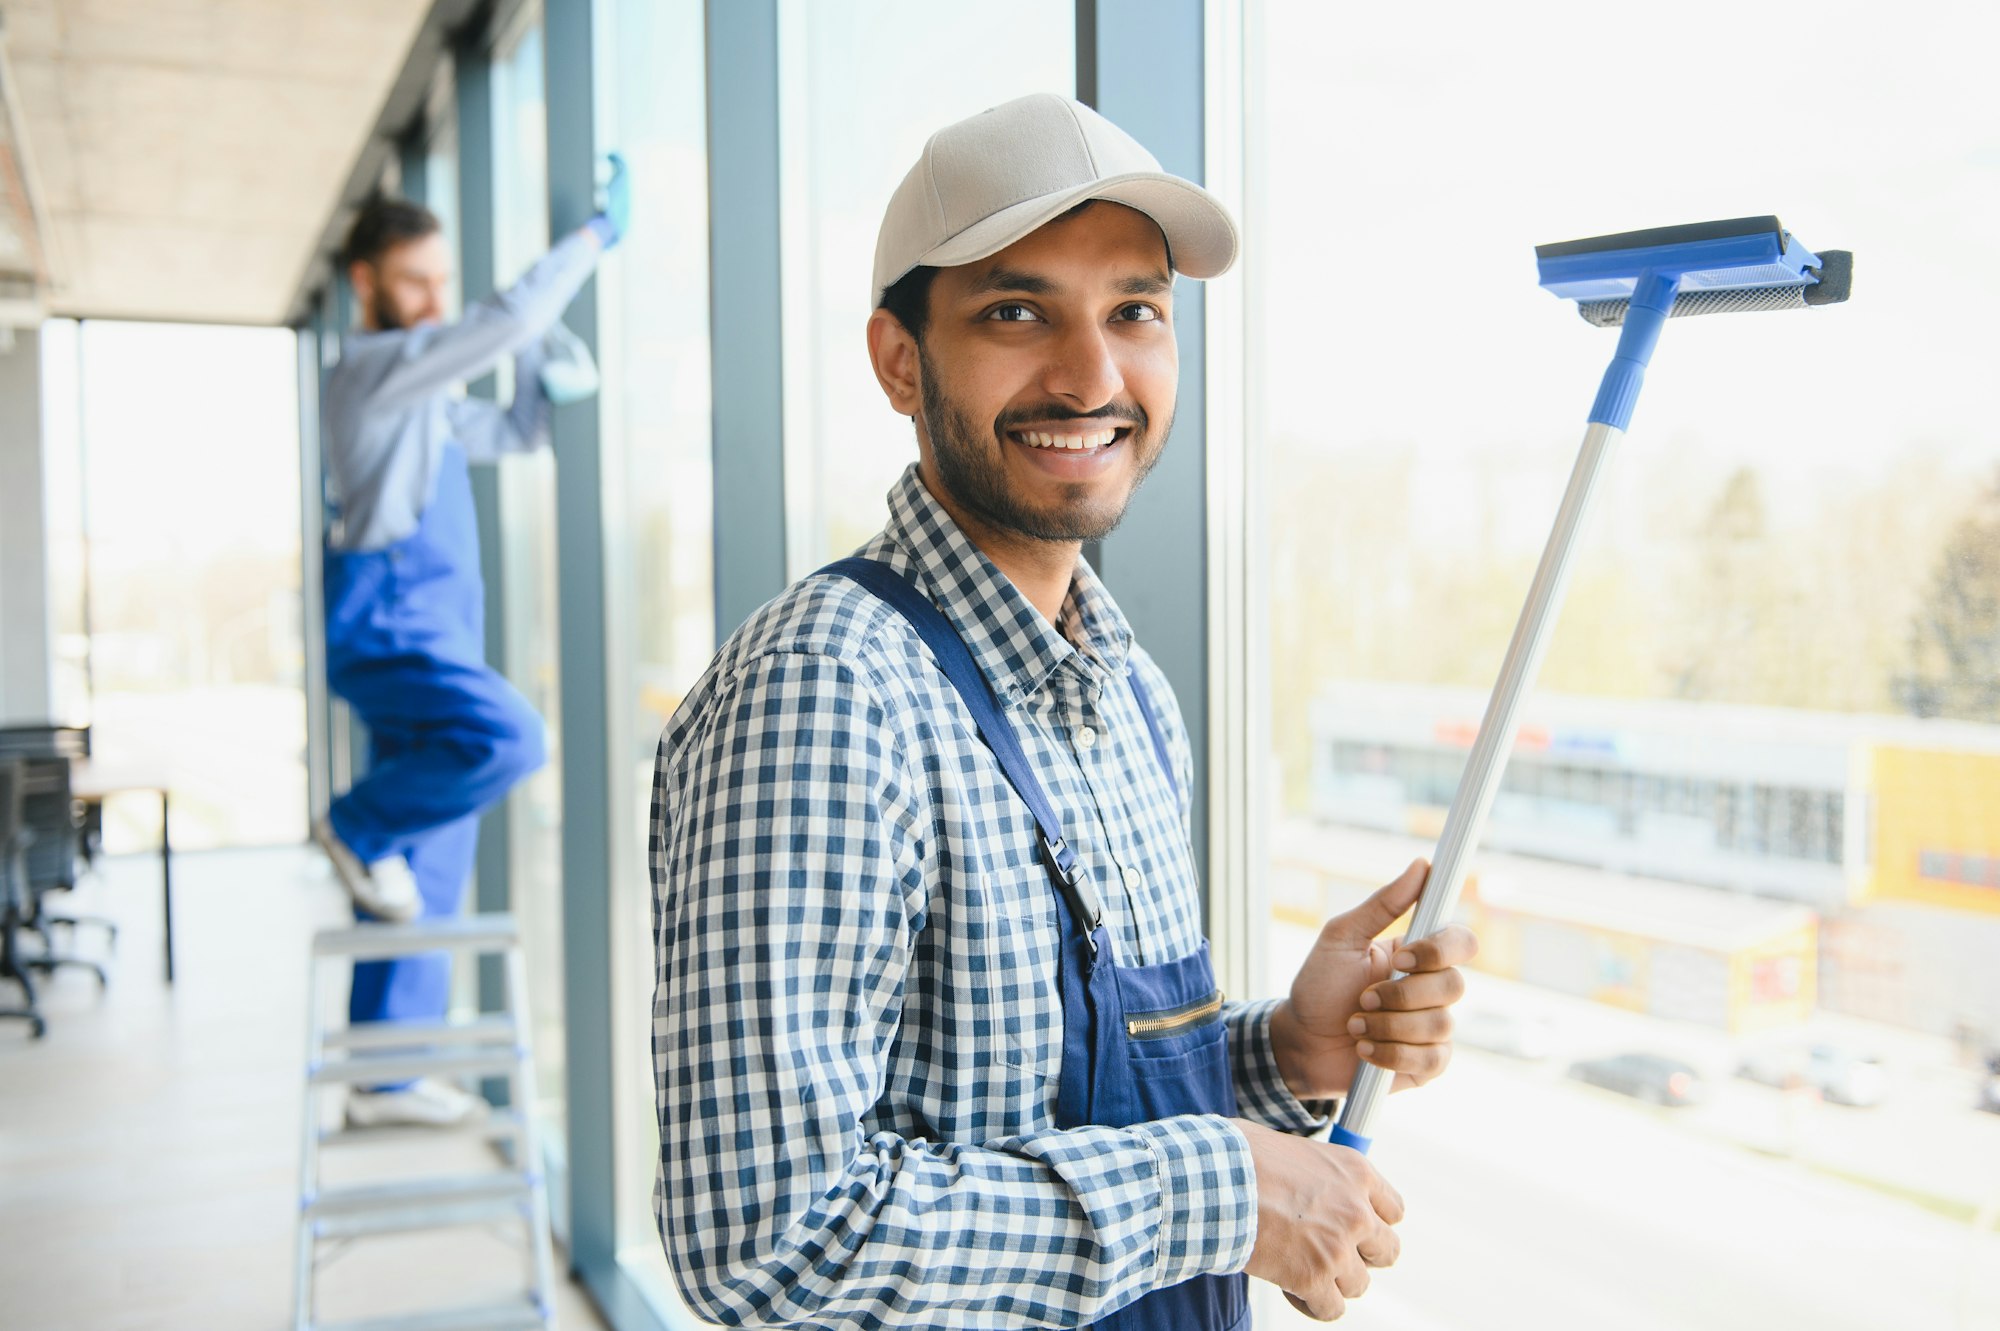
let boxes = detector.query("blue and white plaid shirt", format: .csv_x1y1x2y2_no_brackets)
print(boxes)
651,466,1328,1328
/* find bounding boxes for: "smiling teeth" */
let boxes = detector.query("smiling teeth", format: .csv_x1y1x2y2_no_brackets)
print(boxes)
1020,429,1118,451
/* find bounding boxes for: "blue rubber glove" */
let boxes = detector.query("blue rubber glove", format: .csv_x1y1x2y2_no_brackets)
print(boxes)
587,152,631,249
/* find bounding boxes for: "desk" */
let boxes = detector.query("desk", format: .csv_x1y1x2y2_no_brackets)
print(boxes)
70,761,174,984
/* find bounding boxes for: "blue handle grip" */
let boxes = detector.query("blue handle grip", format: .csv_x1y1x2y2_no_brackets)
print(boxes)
1328,1123,1373,1155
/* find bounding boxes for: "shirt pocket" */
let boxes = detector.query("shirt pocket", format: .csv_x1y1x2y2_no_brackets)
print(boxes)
969,864,1065,1079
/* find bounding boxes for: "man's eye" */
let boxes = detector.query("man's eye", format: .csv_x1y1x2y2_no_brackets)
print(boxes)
988,303,1040,322
1117,303,1161,322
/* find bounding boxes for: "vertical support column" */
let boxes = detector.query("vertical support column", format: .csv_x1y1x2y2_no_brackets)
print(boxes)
297,310,331,824
705,0,788,638
454,31,515,1010
543,0,617,1279
0,329,54,724
1076,0,1214,885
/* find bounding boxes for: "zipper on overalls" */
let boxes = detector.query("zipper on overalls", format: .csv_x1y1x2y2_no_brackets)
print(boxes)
1125,990,1223,1039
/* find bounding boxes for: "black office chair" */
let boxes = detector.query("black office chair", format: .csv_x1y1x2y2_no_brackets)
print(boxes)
0,760,46,1038
16,754,109,993
0,725,117,956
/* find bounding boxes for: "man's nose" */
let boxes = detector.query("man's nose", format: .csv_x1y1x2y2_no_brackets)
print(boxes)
1041,321,1122,409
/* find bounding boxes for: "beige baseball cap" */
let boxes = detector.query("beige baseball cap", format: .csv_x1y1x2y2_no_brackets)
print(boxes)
871,92,1239,306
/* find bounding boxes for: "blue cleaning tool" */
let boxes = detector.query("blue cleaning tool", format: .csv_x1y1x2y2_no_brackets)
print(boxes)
1329,217,1852,1156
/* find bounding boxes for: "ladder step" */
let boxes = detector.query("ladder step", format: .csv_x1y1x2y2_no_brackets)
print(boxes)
323,1015,519,1052
322,1109,524,1149
306,1173,535,1241
312,1048,520,1086
312,1195,533,1242
315,1296,548,1331
314,914,521,960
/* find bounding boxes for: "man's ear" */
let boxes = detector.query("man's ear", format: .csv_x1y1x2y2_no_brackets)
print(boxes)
866,308,922,418
347,259,375,309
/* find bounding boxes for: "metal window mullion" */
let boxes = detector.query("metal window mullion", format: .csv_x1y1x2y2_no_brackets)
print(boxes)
543,0,620,1282
453,25,515,1027
297,307,331,827
705,0,788,639
1076,0,1215,900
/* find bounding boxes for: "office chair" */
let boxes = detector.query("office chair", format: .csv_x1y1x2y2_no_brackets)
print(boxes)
0,760,46,1038
16,754,109,992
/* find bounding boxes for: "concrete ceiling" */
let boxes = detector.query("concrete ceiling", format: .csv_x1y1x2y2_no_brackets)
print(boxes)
1,0,432,326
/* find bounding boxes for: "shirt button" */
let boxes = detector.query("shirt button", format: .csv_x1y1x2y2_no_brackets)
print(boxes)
1122,865,1144,891
1075,726,1098,750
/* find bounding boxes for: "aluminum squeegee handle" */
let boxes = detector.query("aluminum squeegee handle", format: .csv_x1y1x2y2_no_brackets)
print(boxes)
1330,419,1628,1155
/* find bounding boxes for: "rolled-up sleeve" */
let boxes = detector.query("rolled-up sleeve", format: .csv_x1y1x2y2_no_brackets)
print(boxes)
650,651,1258,1328
1226,999,1337,1135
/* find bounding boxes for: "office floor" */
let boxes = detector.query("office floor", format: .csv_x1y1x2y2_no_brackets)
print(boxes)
0,844,608,1331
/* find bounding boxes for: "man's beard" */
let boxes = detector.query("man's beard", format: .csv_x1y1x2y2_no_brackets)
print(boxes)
369,286,409,331
917,345,1169,544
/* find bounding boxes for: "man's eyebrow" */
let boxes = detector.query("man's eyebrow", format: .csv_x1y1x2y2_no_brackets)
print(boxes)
1114,272,1174,297
964,268,1175,298
967,267,1058,297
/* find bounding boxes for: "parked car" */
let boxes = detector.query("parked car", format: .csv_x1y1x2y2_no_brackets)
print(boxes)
1736,1043,1887,1108
1566,1052,1703,1106
1454,1009,1558,1061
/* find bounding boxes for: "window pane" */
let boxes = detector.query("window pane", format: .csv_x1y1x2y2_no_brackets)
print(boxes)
1245,2,2000,1327
491,5,570,1174
593,0,716,1305
776,0,1074,575
71,322,305,850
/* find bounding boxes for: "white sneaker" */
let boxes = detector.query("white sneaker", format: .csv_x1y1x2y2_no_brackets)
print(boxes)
312,817,421,923
345,1076,491,1128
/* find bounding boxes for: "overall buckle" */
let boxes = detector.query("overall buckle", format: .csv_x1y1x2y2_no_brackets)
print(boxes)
1038,833,1103,954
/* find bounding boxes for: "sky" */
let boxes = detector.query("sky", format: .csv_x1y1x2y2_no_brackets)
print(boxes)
1250,0,2000,519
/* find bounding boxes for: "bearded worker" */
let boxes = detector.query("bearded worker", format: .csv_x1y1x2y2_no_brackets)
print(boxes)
649,97,1474,1327
315,160,629,1127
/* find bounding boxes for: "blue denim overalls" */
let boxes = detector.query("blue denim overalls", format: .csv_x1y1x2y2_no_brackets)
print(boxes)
828,558,1251,1331
324,442,544,1026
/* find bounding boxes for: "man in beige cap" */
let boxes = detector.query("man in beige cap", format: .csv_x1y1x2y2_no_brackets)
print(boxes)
650,93,1476,1328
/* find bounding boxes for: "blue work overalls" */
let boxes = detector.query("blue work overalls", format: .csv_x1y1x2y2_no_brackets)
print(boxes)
324,441,544,1027
828,558,1251,1331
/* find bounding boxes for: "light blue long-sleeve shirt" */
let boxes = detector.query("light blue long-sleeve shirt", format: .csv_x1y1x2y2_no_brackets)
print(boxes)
322,229,602,552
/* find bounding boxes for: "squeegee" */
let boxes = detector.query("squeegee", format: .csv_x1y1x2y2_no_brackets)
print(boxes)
1331,216,1854,1153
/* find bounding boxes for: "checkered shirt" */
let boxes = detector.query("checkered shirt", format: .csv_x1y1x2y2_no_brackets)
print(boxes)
650,465,1329,1328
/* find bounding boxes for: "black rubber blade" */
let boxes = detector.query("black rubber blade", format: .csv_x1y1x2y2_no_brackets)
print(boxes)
1536,215,1784,261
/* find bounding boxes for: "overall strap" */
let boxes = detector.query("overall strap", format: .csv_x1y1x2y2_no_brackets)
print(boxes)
820,558,1105,945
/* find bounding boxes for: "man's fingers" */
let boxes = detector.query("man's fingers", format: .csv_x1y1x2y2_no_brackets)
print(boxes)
1369,1172,1406,1226
1348,1007,1452,1046
1358,1225,1402,1268
1363,966,1466,1013
1323,859,1429,947
1362,1038,1453,1083
1388,923,1479,974
1286,1290,1345,1322
1335,1265,1372,1300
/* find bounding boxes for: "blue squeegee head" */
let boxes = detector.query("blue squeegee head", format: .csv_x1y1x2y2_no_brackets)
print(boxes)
1536,216,1853,328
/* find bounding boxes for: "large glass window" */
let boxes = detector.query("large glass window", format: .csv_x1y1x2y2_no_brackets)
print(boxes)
593,0,716,1308
37,320,91,728
63,322,305,850
776,0,1075,574
1240,2,2000,1326
490,3,571,1176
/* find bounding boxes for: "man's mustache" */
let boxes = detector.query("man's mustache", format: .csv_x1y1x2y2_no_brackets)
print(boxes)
993,402,1149,435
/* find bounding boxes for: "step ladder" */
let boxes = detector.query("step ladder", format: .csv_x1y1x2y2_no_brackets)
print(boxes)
294,913,557,1331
